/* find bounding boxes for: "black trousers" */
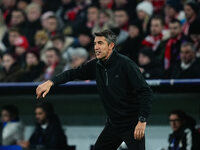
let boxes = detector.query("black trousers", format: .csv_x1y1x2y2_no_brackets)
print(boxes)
93,122,145,150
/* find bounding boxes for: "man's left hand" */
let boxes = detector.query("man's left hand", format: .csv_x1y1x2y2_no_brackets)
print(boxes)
134,121,146,140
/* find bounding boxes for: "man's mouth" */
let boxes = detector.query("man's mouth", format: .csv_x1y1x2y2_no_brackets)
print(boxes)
95,51,101,55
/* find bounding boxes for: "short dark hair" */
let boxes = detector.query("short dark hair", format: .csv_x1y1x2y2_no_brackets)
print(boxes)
51,34,65,42
2,105,20,121
169,110,186,123
94,29,117,45
47,15,57,20
151,15,165,26
181,42,196,52
46,47,60,57
8,27,21,34
169,18,181,26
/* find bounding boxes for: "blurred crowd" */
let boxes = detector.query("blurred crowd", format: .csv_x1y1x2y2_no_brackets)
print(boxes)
1,104,200,150
0,0,200,82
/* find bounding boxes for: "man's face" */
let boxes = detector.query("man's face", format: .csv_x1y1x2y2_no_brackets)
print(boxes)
165,5,177,18
138,53,151,66
99,0,111,8
11,11,25,26
114,10,128,27
184,5,195,20
2,0,16,9
128,25,139,38
99,12,110,25
46,18,57,32
26,53,39,66
53,39,64,51
35,108,47,124
180,45,195,64
27,7,41,22
87,7,99,22
150,19,163,36
45,50,59,65
169,114,182,131
1,110,11,122
169,22,182,38
3,54,15,71
94,36,114,60
9,31,20,45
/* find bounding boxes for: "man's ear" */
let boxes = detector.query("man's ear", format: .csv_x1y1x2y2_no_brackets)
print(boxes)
109,42,115,50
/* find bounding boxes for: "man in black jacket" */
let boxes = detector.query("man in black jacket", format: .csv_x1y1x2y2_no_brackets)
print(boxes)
36,29,153,150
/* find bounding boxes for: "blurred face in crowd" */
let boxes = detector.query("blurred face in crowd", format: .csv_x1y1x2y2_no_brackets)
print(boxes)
169,22,182,38
99,0,111,8
184,5,196,20
190,34,200,43
2,0,16,9
2,54,15,71
128,25,139,38
165,5,177,18
87,7,99,22
26,53,39,66
114,0,127,7
94,36,114,60
46,17,57,32
35,107,47,124
180,45,195,64
99,11,110,25
150,19,163,36
1,109,11,122
11,10,25,26
52,39,64,51
138,53,150,66
45,50,59,65
9,31,20,46
169,114,182,131
27,6,41,22
70,56,87,68
78,34,91,47
114,10,129,27
137,10,146,21
15,46,26,56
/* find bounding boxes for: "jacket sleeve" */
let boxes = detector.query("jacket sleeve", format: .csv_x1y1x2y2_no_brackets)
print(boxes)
51,59,96,86
125,59,153,121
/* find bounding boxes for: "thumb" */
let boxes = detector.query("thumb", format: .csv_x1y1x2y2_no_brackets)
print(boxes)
42,90,49,98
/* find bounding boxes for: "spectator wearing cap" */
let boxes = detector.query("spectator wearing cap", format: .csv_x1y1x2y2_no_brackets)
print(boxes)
20,50,45,82
114,8,129,32
168,42,200,79
164,19,187,71
142,15,170,63
188,20,200,58
119,20,144,63
164,0,185,27
0,105,24,145
136,1,153,33
23,2,42,46
92,9,115,34
40,11,55,31
14,35,29,66
138,48,163,79
38,47,65,81
183,1,199,35
0,52,24,82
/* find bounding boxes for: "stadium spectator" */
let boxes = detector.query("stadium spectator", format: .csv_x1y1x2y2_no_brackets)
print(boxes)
51,34,74,61
136,1,153,33
39,47,65,81
16,0,29,11
0,52,24,82
63,47,88,71
168,110,200,150
183,1,199,35
168,42,200,79
98,0,113,9
92,9,115,34
164,19,187,70
40,11,55,31
20,50,45,82
142,15,169,63
18,102,68,149
138,48,163,79
0,11,7,52
0,105,24,145
0,0,17,25
45,15,60,37
10,9,26,29
188,20,200,58
6,28,22,51
23,2,42,46
164,0,185,27
119,20,144,63
114,8,129,32
86,5,99,29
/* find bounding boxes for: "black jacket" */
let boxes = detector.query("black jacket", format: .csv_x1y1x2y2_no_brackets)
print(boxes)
51,51,153,126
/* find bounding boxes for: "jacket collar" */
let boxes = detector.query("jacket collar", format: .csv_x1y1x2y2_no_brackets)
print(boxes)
97,50,118,68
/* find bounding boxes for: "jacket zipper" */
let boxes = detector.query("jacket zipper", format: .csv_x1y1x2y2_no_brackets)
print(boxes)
105,69,108,86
